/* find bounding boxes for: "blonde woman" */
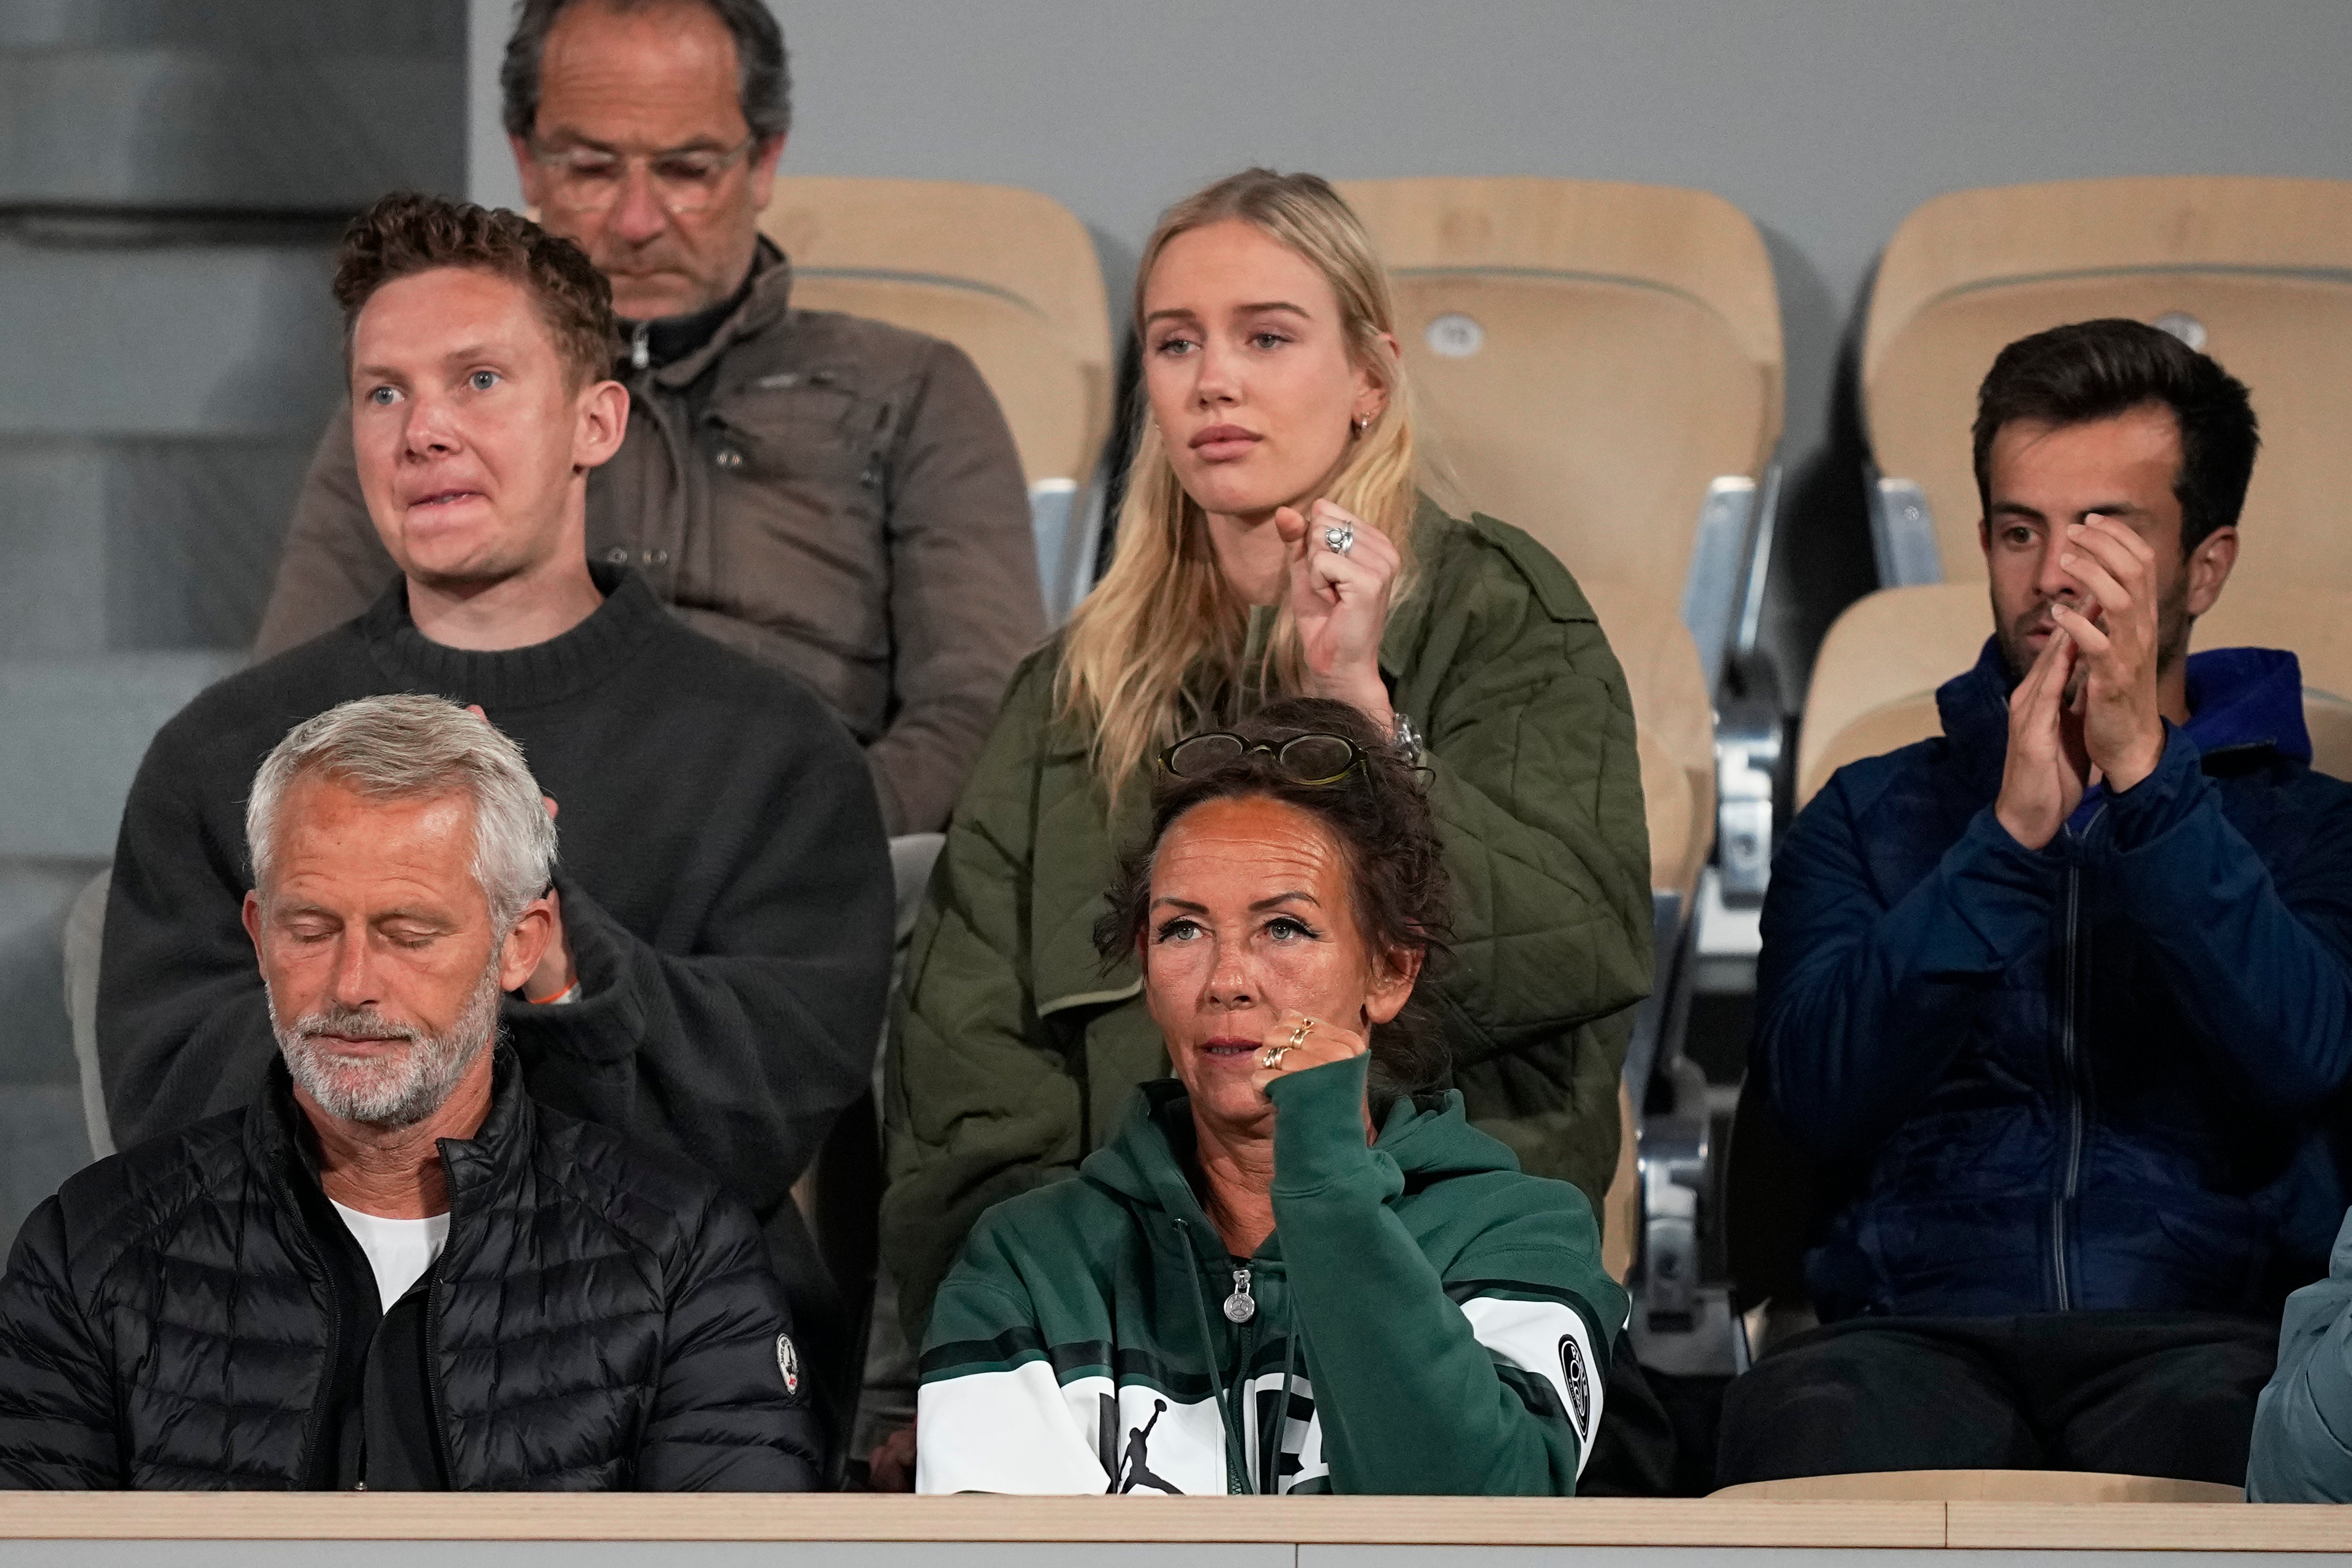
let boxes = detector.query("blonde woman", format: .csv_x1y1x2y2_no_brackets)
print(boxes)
881,168,1651,1346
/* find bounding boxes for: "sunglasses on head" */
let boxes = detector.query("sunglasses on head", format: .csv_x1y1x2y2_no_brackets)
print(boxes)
1158,730,1364,786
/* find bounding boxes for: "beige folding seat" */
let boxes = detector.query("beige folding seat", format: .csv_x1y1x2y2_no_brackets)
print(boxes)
1863,176,2352,595
1581,578,1717,915
1333,179,1783,1347
1338,174,1788,926
758,176,1113,618
1796,584,2352,810
1337,176,1783,697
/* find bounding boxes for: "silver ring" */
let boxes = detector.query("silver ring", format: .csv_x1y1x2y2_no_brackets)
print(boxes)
1323,523,1356,556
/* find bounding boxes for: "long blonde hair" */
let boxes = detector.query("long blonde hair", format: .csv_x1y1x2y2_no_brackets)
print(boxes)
1058,169,1424,792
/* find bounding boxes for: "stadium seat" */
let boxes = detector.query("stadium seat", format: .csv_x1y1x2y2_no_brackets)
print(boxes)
1335,176,1784,696
1581,578,1717,915
1862,175,2352,591
1797,584,2352,809
1332,178,1783,1358
759,176,1113,621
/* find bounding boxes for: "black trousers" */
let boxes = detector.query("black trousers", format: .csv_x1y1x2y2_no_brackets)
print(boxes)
1715,1310,2277,1489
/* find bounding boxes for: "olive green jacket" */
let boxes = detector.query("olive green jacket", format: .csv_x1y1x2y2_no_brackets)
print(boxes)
881,505,1651,1335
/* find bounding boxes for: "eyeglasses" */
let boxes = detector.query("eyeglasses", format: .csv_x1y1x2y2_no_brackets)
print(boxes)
1158,731,1364,785
529,135,760,217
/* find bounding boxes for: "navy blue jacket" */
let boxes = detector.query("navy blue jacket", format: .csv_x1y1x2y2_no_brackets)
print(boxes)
1757,640,2352,1320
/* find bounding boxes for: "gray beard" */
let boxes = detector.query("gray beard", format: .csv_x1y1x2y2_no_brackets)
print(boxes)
271,960,503,1130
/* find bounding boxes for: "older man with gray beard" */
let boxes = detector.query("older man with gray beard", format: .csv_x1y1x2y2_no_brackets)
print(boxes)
0,694,822,1490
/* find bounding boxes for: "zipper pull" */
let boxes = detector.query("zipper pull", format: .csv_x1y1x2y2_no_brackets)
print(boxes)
630,321,651,371
1222,1266,1256,1323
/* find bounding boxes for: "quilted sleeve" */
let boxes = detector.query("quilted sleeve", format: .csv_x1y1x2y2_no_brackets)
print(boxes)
881,652,1088,1340
0,1197,122,1488
1400,519,1653,1192
2248,1204,2352,1502
634,1186,825,1491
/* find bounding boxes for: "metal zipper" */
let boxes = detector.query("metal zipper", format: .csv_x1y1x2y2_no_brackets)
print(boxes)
423,1232,454,1481
629,320,651,371
421,1145,466,1483
2052,824,2096,1311
288,1204,341,1488
1172,1219,1247,1494
1230,1276,1262,1496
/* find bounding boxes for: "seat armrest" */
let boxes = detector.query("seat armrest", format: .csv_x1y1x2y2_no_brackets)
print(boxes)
1713,702,1782,908
1029,479,1081,623
1868,469,1944,587
1680,477,1758,697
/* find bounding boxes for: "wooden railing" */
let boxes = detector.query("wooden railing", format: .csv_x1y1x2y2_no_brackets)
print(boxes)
0,1493,2346,1551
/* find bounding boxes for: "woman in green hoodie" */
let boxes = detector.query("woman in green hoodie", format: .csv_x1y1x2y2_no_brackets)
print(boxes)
881,168,1651,1348
916,700,1627,1495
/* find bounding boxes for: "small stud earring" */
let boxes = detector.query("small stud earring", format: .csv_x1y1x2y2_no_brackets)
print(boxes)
1351,413,1371,435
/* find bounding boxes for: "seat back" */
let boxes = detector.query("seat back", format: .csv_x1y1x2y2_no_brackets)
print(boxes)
1865,176,2352,595
1795,585,1986,807
1580,578,1717,907
758,176,1113,491
1797,584,2352,807
1336,177,1781,664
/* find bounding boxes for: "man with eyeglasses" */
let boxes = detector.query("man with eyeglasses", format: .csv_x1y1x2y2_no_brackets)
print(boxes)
253,0,1043,839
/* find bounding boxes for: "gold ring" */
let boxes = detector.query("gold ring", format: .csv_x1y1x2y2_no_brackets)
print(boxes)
1259,1043,1292,1070
1289,1018,1316,1050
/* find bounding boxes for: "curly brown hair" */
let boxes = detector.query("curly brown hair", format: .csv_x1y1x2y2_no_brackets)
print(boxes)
332,191,618,388
1095,695,1455,1110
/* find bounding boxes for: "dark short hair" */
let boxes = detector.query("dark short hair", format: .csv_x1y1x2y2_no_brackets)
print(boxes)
501,0,790,143
333,192,617,388
1971,317,2260,555
1095,696,1454,1111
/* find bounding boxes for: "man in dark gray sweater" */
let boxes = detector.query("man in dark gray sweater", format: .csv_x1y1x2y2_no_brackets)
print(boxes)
96,193,892,1443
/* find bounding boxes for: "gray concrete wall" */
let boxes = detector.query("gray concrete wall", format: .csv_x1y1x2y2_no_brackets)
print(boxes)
467,0,2352,700
0,0,469,1224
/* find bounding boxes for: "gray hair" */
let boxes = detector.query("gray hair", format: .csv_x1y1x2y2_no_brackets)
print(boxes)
246,694,558,935
501,0,791,143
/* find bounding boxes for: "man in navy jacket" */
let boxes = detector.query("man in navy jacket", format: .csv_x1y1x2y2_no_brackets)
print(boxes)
1719,320,2352,1488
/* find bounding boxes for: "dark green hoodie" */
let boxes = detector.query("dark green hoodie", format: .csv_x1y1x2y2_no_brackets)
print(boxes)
915,1052,1627,1495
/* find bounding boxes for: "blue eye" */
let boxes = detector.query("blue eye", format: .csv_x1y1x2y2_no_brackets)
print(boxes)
1250,332,1289,350
1154,917,1202,943
1266,916,1315,941
469,370,500,392
367,385,399,406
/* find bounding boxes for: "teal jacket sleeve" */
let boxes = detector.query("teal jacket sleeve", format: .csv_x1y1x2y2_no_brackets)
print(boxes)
2248,1204,2352,1502
1269,1052,1626,1495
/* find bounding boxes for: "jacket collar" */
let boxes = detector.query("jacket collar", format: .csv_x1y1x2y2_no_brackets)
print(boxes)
1080,1075,1509,1229
646,236,793,390
248,1044,538,1220
1937,634,2313,791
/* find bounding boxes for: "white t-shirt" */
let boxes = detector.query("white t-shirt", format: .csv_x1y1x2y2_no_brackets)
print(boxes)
330,1199,451,1313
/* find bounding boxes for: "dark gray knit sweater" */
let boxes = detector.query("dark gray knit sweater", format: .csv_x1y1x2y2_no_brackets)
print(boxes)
94,564,892,1421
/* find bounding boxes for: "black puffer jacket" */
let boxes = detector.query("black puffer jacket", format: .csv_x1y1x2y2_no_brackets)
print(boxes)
0,1051,822,1489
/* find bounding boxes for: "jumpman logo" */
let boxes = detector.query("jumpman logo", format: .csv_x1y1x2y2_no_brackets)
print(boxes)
1115,1398,1183,1494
